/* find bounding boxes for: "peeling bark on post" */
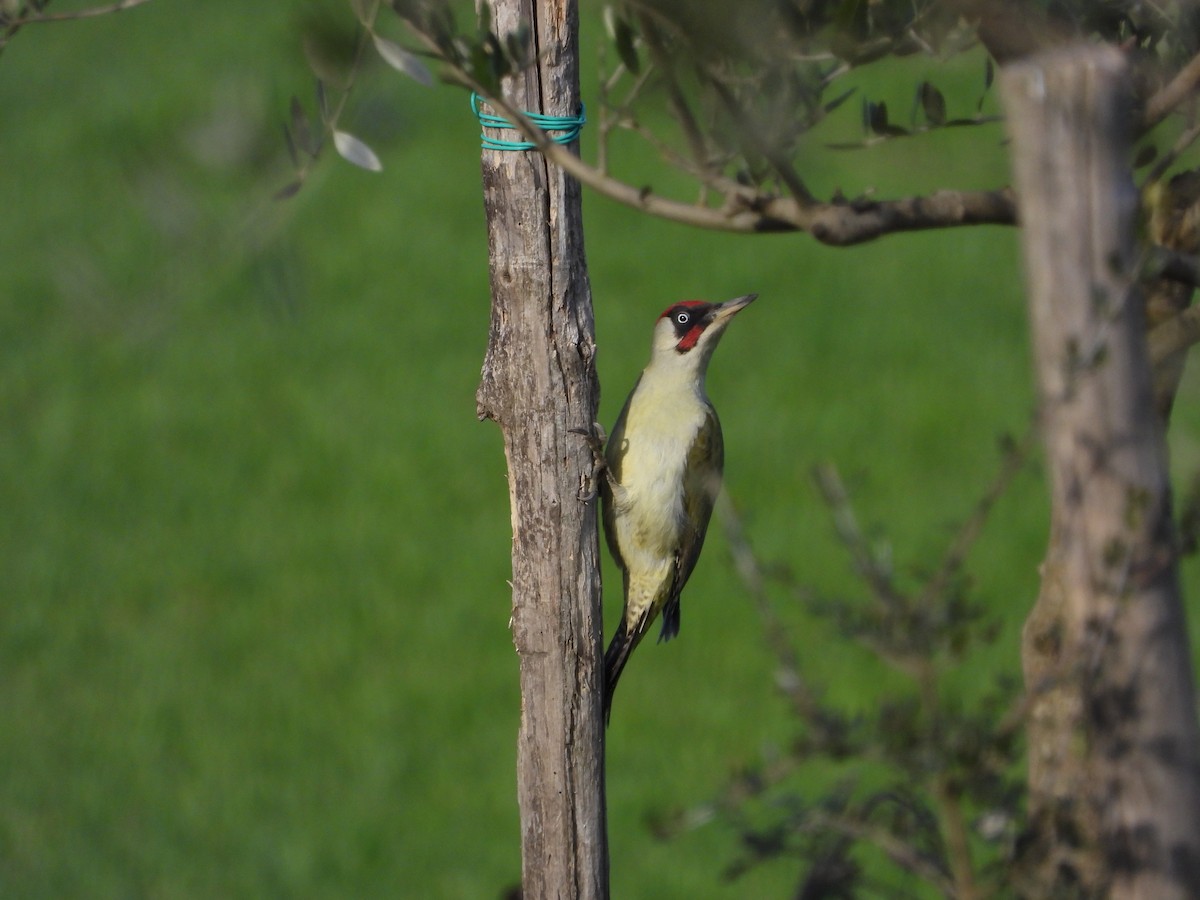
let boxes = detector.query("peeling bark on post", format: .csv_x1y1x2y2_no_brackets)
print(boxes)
472,0,608,897
1003,46,1200,898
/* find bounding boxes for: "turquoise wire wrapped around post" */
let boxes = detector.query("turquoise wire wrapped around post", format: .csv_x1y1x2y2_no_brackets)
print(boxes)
471,92,586,151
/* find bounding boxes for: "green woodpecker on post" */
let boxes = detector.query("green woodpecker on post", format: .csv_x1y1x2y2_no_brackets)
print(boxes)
601,293,757,722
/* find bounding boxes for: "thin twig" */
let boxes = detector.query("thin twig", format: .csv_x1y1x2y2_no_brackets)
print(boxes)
1142,118,1200,187
704,74,819,207
918,423,1037,609
596,44,654,176
1142,49,1200,132
811,464,906,610
803,809,960,897
717,492,819,718
636,14,725,185
626,119,758,202
5,0,151,25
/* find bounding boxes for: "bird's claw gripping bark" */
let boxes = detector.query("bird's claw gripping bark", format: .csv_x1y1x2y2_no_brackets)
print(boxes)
570,422,608,502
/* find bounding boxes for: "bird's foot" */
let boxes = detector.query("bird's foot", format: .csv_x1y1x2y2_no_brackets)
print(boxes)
570,422,608,502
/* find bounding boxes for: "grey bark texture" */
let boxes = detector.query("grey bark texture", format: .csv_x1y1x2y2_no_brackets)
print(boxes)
1002,45,1200,898
472,1,608,897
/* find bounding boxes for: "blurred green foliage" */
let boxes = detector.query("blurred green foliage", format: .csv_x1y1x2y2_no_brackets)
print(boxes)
4,1,1200,898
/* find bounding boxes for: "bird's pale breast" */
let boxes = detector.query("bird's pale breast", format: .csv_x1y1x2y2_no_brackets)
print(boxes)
611,380,707,564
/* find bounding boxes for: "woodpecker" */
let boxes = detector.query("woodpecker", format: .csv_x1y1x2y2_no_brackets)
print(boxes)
601,293,757,721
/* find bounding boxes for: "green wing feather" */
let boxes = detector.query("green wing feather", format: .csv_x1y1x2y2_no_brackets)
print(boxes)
659,403,723,642
600,376,636,573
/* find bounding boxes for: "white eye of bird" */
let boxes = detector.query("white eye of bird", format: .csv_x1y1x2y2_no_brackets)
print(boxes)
675,312,690,325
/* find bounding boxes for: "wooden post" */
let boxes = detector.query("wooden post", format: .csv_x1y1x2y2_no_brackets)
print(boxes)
472,0,609,897
1002,45,1200,898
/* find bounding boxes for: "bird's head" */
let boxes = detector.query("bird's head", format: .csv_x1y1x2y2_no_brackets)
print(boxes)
650,294,757,368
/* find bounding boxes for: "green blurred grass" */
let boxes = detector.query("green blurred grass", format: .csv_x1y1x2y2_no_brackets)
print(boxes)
4,3,1200,898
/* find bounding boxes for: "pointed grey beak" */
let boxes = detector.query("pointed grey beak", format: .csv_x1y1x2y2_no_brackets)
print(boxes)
710,293,757,322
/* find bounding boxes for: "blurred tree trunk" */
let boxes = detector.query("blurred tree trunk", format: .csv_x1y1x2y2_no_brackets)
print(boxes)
472,0,608,897
1003,45,1200,898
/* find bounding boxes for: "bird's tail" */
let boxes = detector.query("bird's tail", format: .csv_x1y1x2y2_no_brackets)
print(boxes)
603,609,657,724
603,621,633,725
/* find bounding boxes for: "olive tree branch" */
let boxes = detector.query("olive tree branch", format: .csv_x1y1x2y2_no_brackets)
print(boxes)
395,8,1019,244
462,78,1017,242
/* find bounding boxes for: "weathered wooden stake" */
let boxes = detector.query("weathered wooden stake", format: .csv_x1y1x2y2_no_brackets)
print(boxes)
1003,45,1200,898
472,0,609,897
